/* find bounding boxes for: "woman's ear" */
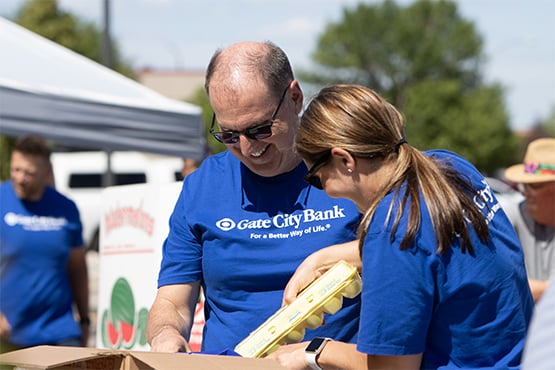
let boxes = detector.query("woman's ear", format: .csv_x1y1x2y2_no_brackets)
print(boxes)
330,147,355,172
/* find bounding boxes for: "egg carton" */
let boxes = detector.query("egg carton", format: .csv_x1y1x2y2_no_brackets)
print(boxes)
234,260,362,358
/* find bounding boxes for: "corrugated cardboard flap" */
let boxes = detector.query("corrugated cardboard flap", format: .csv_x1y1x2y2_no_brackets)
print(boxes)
0,346,128,369
0,346,286,370
131,351,285,370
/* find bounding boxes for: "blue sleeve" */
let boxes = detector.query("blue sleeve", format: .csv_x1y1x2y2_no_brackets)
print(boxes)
357,202,436,356
157,182,203,287
69,202,84,248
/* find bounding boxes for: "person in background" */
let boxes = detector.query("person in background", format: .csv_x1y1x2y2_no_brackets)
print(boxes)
0,135,89,353
180,157,200,180
522,281,555,370
268,84,533,369
503,137,555,302
146,41,361,353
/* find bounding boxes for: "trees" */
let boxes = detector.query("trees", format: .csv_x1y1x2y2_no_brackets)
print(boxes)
301,0,519,174
187,87,226,156
543,106,555,137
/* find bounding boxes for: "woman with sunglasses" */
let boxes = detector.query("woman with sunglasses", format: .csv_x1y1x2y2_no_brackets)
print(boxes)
268,84,533,369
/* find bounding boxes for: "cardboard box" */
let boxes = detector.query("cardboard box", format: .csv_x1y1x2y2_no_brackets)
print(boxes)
0,346,286,370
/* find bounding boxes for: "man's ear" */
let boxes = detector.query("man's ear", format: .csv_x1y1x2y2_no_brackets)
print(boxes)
46,162,55,187
290,80,304,115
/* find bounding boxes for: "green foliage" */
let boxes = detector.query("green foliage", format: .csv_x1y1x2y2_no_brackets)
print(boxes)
305,0,483,103
302,0,520,173
543,105,555,136
187,87,226,155
0,137,15,181
404,80,519,174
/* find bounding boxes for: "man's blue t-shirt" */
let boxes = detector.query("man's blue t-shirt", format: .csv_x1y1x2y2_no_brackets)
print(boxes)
0,181,83,347
158,151,361,352
357,150,533,369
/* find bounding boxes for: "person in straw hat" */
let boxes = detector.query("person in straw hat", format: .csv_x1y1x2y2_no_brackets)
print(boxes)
504,137,555,302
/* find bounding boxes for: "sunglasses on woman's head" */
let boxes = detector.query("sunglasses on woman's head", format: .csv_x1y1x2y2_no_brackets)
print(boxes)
210,85,289,144
304,152,332,190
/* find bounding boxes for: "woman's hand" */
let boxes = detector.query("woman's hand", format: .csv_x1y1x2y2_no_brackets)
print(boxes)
282,255,325,305
267,342,310,370
283,241,361,305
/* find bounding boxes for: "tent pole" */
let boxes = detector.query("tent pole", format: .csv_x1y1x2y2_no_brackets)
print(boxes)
102,150,115,187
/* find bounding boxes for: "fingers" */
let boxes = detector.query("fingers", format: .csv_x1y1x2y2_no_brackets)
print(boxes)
150,329,190,353
0,312,11,340
266,342,309,369
282,263,321,305
282,275,311,305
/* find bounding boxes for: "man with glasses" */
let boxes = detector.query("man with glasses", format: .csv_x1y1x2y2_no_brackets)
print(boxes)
504,137,555,302
146,41,361,354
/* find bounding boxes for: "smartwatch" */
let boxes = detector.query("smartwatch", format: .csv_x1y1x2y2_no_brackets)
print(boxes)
305,337,331,370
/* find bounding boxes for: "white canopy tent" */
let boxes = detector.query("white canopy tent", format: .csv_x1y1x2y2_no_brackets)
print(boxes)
0,17,205,160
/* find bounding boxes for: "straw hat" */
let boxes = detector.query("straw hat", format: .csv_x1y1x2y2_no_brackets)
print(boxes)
505,138,555,183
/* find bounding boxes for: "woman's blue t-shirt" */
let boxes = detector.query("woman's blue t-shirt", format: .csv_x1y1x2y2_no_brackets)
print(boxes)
357,150,533,369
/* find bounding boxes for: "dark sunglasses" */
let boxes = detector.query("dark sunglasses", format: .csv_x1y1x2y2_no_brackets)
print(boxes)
210,84,289,144
304,151,332,190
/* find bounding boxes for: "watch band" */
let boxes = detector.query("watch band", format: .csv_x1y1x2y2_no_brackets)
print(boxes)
305,337,331,370
306,351,323,370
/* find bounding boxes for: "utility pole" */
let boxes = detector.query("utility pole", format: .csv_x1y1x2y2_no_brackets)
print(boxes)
101,0,113,69
102,0,114,187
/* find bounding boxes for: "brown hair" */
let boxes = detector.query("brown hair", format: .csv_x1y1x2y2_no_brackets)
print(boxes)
296,84,488,254
13,135,51,162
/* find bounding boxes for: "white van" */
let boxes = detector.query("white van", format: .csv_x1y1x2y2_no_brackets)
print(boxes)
51,151,184,251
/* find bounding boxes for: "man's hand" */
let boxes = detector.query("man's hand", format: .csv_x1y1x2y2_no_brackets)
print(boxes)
149,326,191,353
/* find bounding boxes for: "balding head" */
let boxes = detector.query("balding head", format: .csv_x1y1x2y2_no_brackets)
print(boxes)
205,41,294,100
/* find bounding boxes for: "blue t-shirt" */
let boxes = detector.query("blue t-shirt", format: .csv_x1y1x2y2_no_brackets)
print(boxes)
158,151,362,352
357,150,533,369
0,181,84,347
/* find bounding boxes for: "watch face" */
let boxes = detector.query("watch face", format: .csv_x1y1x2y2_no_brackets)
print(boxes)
306,337,327,352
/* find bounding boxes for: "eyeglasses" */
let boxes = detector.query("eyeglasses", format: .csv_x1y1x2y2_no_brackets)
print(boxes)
304,151,332,190
517,182,552,194
209,85,289,144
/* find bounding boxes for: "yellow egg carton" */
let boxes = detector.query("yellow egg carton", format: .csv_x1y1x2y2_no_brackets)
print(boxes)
234,260,362,358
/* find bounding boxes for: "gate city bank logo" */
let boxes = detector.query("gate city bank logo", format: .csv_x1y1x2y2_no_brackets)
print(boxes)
215,217,235,231
215,205,347,232
4,212,67,231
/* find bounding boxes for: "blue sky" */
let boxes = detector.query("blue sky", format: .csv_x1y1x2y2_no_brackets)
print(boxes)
1,0,554,131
